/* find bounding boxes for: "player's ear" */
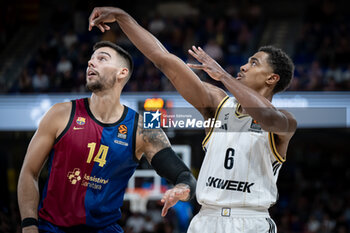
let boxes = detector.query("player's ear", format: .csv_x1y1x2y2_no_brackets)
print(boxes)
266,73,280,86
117,67,129,83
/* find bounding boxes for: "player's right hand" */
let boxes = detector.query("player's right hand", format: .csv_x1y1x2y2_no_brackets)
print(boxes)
22,225,39,233
161,184,190,217
88,7,120,32
187,46,227,81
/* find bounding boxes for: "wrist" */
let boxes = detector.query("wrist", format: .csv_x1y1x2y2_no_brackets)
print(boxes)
175,183,191,201
219,70,232,81
113,8,127,20
175,183,190,189
21,217,38,229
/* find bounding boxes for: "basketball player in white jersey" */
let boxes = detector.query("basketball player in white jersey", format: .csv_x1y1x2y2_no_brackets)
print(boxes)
89,7,297,233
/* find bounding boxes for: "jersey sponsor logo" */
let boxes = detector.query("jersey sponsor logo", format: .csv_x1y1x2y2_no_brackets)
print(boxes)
81,174,109,190
76,117,86,125
206,176,254,193
117,124,128,139
73,126,84,130
67,168,82,184
144,110,161,129
67,168,109,190
248,119,262,133
114,139,128,146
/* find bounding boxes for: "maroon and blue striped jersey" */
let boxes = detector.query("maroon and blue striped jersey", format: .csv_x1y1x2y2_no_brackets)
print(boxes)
38,98,139,228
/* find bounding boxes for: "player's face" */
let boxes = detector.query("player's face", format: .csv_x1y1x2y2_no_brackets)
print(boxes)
86,47,121,92
237,51,274,91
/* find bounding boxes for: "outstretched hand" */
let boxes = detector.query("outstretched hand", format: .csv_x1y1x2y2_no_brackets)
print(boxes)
161,184,190,217
88,7,121,32
187,46,226,81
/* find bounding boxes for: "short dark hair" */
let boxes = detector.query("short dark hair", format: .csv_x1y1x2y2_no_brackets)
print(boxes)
258,45,294,93
93,41,134,79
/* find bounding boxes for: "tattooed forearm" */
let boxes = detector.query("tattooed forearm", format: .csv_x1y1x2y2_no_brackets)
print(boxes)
137,116,170,160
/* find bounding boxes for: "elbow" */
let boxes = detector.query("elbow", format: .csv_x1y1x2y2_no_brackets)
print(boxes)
152,53,170,70
150,51,176,70
262,112,289,133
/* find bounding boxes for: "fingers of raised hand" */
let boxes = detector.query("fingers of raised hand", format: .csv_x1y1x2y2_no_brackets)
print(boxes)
88,8,100,30
161,190,174,217
192,46,200,54
188,48,199,60
90,21,110,33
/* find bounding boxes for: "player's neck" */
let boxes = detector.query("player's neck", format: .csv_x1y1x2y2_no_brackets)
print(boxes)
257,88,273,102
89,90,124,123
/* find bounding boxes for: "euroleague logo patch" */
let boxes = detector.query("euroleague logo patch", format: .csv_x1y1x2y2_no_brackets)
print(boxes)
117,124,128,139
249,119,262,133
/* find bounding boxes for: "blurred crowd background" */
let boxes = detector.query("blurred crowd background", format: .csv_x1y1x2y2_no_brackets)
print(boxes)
1,0,350,94
1,0,350,232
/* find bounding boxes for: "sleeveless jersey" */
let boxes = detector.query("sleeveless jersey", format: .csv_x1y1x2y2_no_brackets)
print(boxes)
196,96,285,209
38,98,139,228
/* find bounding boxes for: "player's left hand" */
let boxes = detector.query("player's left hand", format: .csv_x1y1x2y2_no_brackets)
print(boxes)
187,46,226,81
161,184,190,217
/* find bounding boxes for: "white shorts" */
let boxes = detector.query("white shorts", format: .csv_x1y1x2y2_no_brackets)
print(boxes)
187,206,277,233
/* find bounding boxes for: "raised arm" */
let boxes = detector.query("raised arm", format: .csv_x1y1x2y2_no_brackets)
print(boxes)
135,116,196,217
187,46,297,137
88,7,226,116
18,102,71,233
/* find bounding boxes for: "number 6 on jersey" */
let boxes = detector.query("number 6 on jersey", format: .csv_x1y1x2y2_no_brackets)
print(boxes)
224,148,235,169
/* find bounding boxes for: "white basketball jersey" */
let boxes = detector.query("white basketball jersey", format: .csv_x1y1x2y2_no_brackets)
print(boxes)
196,96,285,209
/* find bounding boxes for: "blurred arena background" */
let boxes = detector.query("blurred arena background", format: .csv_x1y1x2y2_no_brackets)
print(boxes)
1,0,350,232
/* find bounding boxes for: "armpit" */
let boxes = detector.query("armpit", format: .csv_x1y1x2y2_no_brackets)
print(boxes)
136,116,171,161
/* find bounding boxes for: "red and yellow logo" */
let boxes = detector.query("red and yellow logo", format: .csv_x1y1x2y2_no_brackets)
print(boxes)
118,124,128,134
76,117,86,125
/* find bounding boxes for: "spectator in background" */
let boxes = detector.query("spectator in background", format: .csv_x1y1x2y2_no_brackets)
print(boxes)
56,56,73,74
323,63,345,91
237,24,251,52
73,70,87,92
59,70,74,92
32,66,49,92
125,213,146,233
203,38,223,62
308,61,323,81
63,29,78,49
18,69,33,93
306,74,323,91
148,14,166,36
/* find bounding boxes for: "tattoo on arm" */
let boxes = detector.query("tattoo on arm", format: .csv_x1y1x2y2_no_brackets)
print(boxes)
137,116,170,161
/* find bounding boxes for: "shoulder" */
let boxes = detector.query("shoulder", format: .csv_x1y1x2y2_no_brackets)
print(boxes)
47,102,73,121
39,101,73,137
201,82,228,118
202,82,228,103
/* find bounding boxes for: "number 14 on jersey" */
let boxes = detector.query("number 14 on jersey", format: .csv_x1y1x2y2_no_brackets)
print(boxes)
87,142,109,167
